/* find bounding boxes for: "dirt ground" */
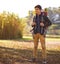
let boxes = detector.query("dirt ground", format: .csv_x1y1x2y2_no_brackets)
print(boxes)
0,38,60,64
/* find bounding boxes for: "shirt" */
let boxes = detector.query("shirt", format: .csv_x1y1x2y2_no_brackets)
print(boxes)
32,14,52,35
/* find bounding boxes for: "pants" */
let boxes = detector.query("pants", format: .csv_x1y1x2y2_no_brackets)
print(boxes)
33,33,47,59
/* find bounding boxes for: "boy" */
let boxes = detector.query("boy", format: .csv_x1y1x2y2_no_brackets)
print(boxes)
32,5,52,64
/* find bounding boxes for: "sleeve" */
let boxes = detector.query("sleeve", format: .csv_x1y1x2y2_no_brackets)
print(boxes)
44,16,52,27
32,16,36,27
33,16,36,22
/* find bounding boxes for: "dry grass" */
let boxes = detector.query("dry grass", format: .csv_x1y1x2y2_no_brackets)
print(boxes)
0,38,60,64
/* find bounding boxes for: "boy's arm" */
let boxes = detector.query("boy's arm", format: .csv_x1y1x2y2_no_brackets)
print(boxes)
44,16,52,27
32,16,36,27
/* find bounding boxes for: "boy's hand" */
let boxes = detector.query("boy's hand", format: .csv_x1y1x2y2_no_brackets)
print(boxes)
40,22,44,27
32,22,36,26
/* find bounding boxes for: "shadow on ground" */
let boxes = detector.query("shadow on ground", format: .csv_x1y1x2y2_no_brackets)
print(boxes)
0,46,60,64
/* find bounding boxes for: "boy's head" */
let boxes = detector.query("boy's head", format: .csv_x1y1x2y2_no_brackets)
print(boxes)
34,5,42,15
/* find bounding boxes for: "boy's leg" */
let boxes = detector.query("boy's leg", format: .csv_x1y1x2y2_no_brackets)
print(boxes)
33,33,39,58
39,34,47,60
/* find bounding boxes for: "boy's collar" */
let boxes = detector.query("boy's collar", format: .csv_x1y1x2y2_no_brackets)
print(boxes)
36,13,42,16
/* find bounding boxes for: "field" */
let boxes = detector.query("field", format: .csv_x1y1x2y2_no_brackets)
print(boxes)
0,38,60,64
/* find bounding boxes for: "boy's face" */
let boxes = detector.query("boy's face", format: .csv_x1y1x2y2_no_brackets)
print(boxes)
35,8,41,15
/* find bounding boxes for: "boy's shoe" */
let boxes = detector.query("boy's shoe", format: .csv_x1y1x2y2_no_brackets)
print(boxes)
42,59,47,64
30,58,37,62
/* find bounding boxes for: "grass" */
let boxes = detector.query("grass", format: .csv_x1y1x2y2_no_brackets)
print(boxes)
0,37,60,64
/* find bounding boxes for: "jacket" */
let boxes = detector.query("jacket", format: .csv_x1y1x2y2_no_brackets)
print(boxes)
32,14,52,35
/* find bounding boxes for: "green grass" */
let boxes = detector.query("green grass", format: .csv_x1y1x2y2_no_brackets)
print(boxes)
23,36,60,42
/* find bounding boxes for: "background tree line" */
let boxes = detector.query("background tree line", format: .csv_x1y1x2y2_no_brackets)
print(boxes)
24,7,60,36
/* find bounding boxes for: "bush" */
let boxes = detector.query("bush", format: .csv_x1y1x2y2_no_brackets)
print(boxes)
0,11,25,39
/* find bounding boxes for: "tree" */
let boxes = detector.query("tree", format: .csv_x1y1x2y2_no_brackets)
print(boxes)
0,11,25,39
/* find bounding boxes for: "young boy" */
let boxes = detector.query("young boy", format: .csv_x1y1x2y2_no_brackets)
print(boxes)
32,5,52,64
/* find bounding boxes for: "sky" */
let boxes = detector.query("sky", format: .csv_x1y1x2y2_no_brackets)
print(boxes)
0,0,60,17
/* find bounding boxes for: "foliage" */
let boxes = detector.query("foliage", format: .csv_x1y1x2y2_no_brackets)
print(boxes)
0,11,25,39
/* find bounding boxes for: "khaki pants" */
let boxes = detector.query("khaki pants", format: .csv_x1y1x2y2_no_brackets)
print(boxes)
33,33,47,59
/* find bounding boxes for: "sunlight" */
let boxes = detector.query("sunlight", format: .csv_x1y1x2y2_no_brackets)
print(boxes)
0,0,60,17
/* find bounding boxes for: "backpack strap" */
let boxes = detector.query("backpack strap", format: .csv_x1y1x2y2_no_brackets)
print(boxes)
33,15,36,22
